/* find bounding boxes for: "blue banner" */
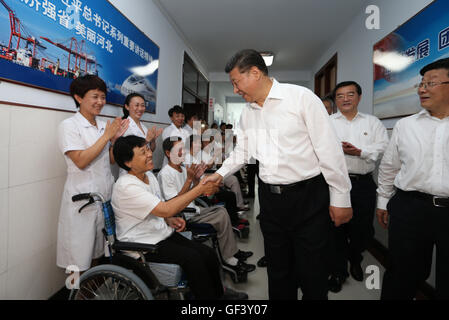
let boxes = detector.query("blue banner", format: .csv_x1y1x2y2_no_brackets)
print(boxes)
0,0,159,113
373,0,449,119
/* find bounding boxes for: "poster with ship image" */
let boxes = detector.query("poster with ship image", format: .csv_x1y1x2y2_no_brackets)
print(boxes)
373,0,449,119
0,0,159,113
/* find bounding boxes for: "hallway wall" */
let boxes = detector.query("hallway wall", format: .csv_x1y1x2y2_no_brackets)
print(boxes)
0,0,207,299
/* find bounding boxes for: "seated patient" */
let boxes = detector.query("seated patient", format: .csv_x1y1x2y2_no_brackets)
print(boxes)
111,135,246,299
158,137,255,273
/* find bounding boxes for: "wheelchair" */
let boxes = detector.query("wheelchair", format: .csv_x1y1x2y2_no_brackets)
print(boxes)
69,192,195,300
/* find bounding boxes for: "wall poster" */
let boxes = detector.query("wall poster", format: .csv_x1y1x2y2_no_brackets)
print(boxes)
0,0,159,113
373,0,448,119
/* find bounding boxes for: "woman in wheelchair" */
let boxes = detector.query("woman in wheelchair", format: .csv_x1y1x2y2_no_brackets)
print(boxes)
111,135,247,299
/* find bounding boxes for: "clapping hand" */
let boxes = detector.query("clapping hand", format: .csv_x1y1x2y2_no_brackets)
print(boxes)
146,126,163,142
105,117,129,143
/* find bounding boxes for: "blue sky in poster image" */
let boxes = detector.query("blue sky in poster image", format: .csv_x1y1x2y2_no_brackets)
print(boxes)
374,0,449,93
0,0,159,106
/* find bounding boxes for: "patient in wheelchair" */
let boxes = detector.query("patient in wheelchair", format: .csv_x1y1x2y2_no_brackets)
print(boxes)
111,135,247,299
158,137,255,274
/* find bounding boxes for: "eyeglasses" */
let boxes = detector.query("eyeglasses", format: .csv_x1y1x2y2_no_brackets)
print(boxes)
335,92,356,100
414,81,449,89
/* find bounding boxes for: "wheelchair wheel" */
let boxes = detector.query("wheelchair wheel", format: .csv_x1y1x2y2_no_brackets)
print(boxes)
69,264,153,300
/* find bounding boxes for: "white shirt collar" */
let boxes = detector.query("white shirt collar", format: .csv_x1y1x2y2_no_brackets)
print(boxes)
249,78,283,109
334,111,365,121
75,112,102,128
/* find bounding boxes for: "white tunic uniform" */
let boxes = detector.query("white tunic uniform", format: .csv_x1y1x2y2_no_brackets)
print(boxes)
56,112,114,271
119,117,148,176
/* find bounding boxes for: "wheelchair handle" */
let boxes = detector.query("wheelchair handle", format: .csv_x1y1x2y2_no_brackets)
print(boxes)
72,193,92,202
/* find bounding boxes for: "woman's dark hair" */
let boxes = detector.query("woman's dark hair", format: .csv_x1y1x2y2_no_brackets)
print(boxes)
122,92,146,119
113,135,147,171
420,57,449,76
225,49,268,76
70,75,107,108
162,136,183,157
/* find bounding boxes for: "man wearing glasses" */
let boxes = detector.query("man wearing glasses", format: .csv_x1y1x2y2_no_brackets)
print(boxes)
377,57,449,299
328,81,389,293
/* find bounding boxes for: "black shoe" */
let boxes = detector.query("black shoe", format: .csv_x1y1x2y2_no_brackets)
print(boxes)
350,263,364,282
257,256,267,267
234,250,253,261
223,260,255,273
220,287,248,300
328,275,346,293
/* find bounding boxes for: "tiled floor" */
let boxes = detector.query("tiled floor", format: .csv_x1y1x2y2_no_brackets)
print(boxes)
222,192,384,300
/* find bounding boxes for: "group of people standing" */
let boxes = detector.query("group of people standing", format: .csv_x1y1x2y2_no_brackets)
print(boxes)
55,48,449,300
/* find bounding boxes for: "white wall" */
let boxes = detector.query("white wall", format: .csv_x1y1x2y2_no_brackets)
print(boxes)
0,0,207,299
311,0,435,287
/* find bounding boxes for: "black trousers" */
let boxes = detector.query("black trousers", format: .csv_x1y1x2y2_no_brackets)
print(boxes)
381,190,449,300
329,175,377,277
259,174,331,300
246,163,259,196
144,232,224,299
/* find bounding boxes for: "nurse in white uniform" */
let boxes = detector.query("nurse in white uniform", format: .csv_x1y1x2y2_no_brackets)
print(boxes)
119,93,162,176
57,75,129,272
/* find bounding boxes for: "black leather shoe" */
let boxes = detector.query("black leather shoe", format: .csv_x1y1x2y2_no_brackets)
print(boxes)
236,261,256,273
328,275,346,293
257,256,267,267
220,287,248,300
350,263,364,282
234,250,253,261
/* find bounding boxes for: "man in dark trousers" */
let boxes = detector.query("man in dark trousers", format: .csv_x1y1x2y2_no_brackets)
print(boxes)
328,81,389,293
203,49,352,300
377,58,449,300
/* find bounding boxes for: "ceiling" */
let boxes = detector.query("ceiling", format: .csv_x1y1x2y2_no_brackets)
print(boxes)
155,0,367,73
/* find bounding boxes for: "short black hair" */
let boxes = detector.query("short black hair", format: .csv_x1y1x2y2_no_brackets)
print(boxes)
168,105,184,117
185,112,198,122
225,49,268,76
321,93,335,104
162,136,182,157
333,81,362,98
113,135,147,171
70,75,107,108
420,57,449,76
122,92,145,119
186,134,201,151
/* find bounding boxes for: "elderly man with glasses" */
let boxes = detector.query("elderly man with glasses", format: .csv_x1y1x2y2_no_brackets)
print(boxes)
377,57,449,300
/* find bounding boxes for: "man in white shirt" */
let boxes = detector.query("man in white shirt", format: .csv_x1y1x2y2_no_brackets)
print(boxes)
203,49,353,300
158,137,255,274
329,81,389,292
376,58,449,300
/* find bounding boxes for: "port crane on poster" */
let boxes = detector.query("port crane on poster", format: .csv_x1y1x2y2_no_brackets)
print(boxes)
0,0,47,67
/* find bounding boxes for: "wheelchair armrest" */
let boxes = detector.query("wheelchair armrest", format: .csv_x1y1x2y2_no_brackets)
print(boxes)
182,207,197,213
204,169,216,174
113,240,158,254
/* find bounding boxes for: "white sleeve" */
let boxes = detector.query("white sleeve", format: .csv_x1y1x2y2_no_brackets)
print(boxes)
216,111,248,178
58,120,85,154
376,123,401,210
113,181,161,220
301,91,352,207
158,169,181,201
360,118,390,163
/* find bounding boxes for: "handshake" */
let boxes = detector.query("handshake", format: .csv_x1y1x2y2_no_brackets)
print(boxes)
198,173,223,197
